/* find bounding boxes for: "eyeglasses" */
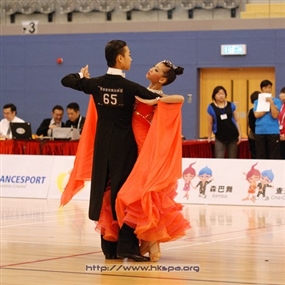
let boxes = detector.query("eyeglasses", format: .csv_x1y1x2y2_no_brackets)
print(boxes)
162,60,176,70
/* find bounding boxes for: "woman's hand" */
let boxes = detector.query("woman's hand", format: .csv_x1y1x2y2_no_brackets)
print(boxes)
237,135,242,145
135,96,158,105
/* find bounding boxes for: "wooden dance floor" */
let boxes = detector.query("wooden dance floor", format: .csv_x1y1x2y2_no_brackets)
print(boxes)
1,198,284,285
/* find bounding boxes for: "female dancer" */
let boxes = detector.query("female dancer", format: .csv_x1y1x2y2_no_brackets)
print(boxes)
115,60,190,261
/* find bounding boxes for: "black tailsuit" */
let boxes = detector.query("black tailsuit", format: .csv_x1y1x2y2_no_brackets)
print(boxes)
61,72,159,258
61,73,159,221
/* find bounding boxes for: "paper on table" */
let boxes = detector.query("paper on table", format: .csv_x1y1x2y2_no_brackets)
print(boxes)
256,93,271,112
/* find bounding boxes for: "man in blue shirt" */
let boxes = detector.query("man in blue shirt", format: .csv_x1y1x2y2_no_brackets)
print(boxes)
254,80,281,159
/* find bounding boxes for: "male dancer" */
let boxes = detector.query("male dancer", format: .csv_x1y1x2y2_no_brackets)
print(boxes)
61,40,160,261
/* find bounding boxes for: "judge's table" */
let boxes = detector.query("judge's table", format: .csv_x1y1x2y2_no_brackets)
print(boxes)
0,139,79,155
0,138,251,158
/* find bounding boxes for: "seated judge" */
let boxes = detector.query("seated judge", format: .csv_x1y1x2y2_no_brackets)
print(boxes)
65,102,85,133
0,103,24,139
36,105,64,137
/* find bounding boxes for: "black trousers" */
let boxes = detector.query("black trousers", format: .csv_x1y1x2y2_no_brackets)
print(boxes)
117,223,140,255
255,134,281,159
248,138,256,159
280,140,285,159
101,224,140,256
101,236,117,256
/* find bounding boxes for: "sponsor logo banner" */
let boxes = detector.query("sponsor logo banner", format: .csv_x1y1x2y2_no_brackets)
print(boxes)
0,155,53,198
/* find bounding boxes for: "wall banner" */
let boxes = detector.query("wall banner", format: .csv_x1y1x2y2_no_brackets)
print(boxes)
0,155,54,198
176,158,285,207
1,155,284,208
47,156,90,200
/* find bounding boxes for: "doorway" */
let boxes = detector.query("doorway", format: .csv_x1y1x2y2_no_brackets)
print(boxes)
199,67,275,138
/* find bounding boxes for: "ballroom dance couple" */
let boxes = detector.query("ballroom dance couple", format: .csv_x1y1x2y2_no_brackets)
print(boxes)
60,39,190,262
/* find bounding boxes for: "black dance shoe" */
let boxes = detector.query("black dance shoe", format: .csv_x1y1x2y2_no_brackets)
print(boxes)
117,252,150,262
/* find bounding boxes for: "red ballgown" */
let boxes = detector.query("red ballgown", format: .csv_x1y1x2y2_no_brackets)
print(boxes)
116,101,190,242
60,96,96,206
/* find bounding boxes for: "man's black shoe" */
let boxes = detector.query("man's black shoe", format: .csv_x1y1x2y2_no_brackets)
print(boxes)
105,254,119,260
117,252,150,262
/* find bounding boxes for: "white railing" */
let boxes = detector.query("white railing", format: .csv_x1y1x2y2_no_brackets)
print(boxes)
0,0,242,22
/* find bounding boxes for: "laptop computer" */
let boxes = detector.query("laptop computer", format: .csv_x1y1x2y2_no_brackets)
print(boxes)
52,127,80,141
10,122,33,140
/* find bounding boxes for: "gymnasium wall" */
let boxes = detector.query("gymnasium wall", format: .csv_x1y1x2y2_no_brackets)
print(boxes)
1,20,285,139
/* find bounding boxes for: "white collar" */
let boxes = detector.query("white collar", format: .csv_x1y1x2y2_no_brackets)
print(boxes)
107,67,125,78
50,118,61,127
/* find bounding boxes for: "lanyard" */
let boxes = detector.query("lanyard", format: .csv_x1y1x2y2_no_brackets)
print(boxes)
214,101,227,114
77,116,82,129
279,103,285,126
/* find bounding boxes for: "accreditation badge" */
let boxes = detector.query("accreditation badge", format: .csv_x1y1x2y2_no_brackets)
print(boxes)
220,114,227,120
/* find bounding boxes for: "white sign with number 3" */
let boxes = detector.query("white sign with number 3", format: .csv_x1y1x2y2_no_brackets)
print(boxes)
22,21,38,34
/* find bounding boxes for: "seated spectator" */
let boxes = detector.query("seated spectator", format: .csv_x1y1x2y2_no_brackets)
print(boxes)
0,103,24,139
65,102,85,132
36,105,65,137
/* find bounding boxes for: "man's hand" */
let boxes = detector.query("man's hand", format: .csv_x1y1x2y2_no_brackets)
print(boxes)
266,97,273,104
80,65,90,78
49,124,58,129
